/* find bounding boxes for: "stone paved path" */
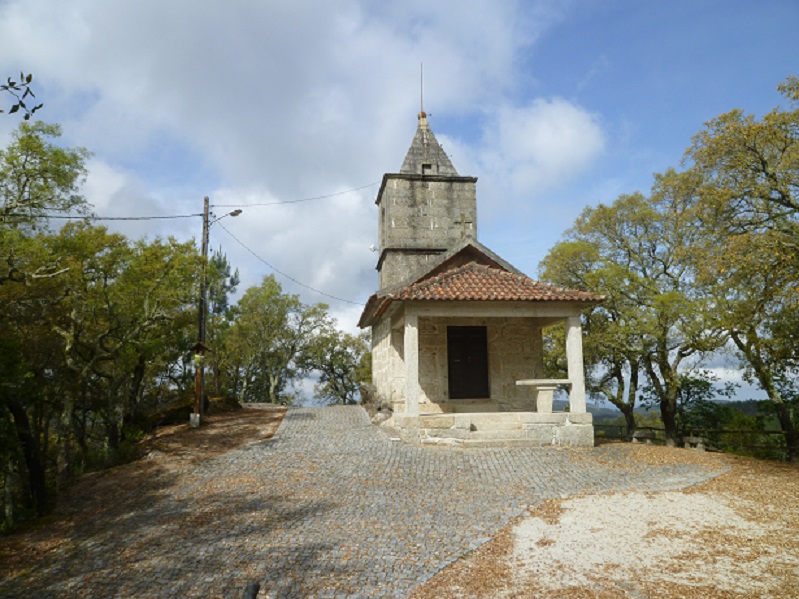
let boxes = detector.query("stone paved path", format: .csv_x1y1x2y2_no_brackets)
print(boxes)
1,406,726,598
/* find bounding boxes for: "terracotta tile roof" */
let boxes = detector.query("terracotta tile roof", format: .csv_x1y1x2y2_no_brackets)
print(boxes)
357,261,604,328
391,262,604,302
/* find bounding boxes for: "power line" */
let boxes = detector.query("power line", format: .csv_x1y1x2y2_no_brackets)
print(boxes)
6,181,380,220
8,213,203,221
216,221,365,307
8,182,376,307
212,182,379,208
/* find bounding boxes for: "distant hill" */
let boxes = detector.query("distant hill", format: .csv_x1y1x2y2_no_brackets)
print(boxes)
575,398,773,424
552,399,624,421
587,404,628,422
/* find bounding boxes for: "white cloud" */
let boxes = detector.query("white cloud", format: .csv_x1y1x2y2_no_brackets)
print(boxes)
473,98,605,204
496,99,605,191
436,97,605,226
83,160,146,214
205,184,376,331
0,0,580,331
81,159,197,241
2,0,795,401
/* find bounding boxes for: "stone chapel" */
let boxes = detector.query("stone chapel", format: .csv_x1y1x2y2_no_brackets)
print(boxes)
358,111,603,447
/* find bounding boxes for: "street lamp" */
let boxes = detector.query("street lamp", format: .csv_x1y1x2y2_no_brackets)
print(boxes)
190,197,242,428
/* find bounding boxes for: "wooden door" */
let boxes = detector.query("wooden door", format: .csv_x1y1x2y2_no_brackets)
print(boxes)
447,326,489,399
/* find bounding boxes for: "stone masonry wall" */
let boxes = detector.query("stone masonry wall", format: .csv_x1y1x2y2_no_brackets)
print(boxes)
371,316,406,412
417,316,544,413
378,250,444,291
371,318,391,402
378,175,477,289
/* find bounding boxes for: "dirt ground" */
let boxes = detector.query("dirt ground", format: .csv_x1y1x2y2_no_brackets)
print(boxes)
2,411,797,598
0,405,287,582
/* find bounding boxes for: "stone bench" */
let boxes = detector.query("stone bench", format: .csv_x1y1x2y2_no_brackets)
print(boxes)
632,429,656,444
515,379,571,413
683,436,706,451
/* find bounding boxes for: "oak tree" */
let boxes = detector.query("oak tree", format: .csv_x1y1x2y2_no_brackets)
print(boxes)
686,77,799,460
542,170,724,445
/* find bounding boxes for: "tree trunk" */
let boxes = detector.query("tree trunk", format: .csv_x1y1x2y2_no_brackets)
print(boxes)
76,396,89,454
731,331,799,463
268,373,280,404
127,354,146,428
621,407,636,439
57,396,74,490
106,419,119,453
643,353,679,446
240,379,248,403
773,402,799,463
4,457,15,528
625,360,640,439
660,392,679,447
5,397,50,515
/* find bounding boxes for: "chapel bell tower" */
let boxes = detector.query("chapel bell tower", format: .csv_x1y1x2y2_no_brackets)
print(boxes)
375,112,478,289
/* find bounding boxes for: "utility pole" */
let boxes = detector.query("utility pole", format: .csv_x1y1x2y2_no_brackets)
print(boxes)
200,196,210,350
190,197,210,428
191,197,241,428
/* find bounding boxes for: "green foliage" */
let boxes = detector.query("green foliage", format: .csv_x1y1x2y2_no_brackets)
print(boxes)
304,329,370,405
46,224,200,450
639,370,737,435
0,123,95,524
208,248,240,317
685,76,799,460
0,121,91,228
1,179,201,527
541,172,724,444
542,77,799,455
205,249,240,397
0,119,371,530
223,275,330,404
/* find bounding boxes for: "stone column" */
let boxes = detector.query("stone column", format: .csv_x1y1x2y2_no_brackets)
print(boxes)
531,325,545,378
404,311,420,417
565,316,587,413
531,325,545,412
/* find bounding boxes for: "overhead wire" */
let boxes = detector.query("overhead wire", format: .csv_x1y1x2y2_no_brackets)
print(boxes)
7,213,203,221
9,180,377,307
211,181,379,208
10,181,379,220
215,221,366,307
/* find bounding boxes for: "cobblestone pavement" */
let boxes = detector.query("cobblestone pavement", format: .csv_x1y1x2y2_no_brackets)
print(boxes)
2,406,726,599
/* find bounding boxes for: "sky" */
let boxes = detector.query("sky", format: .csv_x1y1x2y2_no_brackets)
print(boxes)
2,0,798,398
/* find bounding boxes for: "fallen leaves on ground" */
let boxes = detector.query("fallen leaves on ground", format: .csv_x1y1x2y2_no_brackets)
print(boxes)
411,449,799,599
0,406,286,581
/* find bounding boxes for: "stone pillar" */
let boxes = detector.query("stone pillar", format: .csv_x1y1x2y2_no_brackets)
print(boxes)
566,316,587,413
404,311,420,417
531,325,545,411
531,325,545,378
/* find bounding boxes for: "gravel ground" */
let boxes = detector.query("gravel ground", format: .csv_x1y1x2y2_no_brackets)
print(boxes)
412,447,799,599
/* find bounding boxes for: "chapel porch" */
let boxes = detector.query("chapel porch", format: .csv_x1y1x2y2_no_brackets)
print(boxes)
371,301,595,447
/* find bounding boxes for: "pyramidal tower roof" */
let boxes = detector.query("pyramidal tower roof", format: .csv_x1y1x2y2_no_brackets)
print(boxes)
399,112,459,176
